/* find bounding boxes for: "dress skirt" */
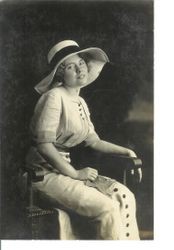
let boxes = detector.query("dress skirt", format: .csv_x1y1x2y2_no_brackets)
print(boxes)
32,171,140,240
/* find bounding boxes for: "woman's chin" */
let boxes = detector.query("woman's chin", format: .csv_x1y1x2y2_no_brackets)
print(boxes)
78,79,88,88
79,82,89,88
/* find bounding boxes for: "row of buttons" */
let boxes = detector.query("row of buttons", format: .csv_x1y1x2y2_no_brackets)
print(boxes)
78,103,85,120
113,187,130,237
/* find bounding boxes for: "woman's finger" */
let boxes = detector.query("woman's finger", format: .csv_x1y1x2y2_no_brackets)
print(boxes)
90,173,98,179
91,169,98,174
137,168,143,182
88,176,97,181
89,173,98,180
88,169,98,174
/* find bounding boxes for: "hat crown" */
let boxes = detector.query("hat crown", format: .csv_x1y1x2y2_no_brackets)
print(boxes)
48,40,79,63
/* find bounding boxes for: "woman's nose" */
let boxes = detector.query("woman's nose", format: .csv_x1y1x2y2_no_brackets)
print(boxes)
75,65,82,73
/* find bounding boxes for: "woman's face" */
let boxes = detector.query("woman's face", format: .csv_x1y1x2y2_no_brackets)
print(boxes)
62,54,88,88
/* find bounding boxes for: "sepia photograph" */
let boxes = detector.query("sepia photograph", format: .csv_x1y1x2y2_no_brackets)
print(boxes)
0,0,153,242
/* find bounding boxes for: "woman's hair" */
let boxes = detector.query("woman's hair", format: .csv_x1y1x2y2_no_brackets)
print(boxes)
55,62,66,82
49,62,66,90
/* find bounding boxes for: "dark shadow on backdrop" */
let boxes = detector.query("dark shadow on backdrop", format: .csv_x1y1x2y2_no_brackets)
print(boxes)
0,0,153,239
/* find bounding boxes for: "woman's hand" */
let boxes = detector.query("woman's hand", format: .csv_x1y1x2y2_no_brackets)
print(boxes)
127,149,137,158
127,149,143,183
76,167,98,181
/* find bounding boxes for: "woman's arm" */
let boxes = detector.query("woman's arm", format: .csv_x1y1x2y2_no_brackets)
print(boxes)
89,139,142,182
89,139,137,158
37,142,98,181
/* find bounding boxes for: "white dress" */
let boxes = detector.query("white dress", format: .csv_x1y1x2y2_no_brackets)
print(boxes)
26,86,140,240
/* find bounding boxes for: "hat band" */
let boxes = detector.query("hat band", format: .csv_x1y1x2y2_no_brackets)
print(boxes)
50,45,80,68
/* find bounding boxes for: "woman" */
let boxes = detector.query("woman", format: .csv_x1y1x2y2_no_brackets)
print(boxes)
26,40,142,240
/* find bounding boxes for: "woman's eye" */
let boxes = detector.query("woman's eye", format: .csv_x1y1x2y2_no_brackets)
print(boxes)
80,60,85,65
66,64,74,70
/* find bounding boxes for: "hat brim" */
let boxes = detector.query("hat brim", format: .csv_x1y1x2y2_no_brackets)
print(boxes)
34,47,109,94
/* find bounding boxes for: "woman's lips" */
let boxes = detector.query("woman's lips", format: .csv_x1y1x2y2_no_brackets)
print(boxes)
78,74,85,79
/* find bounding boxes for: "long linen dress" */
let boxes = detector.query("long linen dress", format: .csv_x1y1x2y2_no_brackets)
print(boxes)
26,86,140,240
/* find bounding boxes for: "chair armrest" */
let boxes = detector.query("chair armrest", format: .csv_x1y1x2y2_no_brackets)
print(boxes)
100,155,142,185
103,155,142,170
91,154,142,184
25,165,45,182
96,154,142,170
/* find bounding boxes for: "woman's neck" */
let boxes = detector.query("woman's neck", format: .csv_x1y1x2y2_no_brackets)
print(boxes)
63,86,80,97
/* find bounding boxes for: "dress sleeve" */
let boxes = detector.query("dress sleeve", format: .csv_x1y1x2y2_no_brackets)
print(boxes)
31,89,62,144
80,98,100,147
84,120,100,147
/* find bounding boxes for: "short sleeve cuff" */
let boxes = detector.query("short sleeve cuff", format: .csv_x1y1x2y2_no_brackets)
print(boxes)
33,131,57,144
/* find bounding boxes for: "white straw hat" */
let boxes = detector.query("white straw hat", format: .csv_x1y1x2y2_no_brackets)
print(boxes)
34,40,109,94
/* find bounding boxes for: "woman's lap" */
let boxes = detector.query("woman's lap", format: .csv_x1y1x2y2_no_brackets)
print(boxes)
32,172,134,218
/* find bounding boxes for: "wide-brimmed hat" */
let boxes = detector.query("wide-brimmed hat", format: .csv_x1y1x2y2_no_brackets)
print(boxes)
34,40,109,94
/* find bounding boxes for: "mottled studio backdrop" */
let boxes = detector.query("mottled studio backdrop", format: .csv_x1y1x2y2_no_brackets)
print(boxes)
0,0,153,239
